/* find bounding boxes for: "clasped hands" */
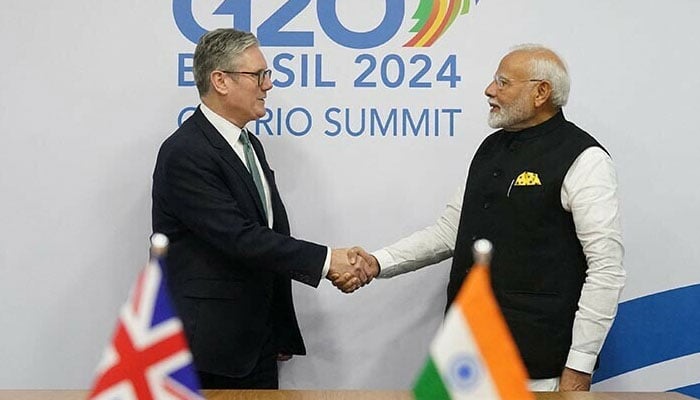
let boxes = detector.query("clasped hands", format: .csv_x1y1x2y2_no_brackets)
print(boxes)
327,247,379,293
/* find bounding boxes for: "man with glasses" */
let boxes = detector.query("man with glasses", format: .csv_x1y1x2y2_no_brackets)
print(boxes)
344,44,625,391
152,28,375,389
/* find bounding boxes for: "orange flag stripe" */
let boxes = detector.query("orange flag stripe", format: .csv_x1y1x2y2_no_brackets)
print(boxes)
456,264,534,400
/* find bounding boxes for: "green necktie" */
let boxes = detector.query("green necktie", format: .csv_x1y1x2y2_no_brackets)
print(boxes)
239,129,268,221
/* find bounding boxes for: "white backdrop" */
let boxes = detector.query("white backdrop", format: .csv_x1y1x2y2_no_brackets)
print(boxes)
1,0,699,394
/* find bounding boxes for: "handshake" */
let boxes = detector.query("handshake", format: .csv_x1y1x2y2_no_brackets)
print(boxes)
326,247,379,293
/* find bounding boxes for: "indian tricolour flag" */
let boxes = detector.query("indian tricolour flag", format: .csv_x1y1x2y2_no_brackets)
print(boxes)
413,240,533,400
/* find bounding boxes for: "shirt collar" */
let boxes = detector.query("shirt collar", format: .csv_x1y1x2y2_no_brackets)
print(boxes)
199,102,245,144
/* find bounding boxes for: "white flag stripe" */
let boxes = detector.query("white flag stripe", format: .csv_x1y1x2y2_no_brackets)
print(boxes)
593,352,700,392
94,345,118,375
431,307,499,400
148,349,197,400
120,262,185,349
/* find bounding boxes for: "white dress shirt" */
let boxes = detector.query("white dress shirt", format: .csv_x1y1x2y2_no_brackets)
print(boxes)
200,103,331,279
373,146,626,375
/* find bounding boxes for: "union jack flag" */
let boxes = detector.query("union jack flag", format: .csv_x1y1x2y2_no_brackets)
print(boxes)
89,249,203,400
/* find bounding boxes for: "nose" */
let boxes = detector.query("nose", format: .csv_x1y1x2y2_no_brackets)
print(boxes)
261,82,272,91
485,80,497,98
261,75,273,91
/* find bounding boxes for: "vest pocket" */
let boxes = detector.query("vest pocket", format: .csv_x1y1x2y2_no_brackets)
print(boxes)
508,184,545,200
504,290,559,296
507,184,547,222
500,290,561,315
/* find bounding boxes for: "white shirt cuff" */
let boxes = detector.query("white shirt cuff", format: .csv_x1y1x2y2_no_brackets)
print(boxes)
373,249,395,278
321,247,331,280
565,348,597,374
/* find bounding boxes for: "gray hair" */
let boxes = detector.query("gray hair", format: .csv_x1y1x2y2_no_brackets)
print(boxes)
511,44,570,107
193,29,259,96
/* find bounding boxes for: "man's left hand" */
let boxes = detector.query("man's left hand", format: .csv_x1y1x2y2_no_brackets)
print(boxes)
559,367,591,391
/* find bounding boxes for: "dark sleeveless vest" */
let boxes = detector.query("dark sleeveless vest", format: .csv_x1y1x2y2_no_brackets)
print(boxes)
448,111,604,378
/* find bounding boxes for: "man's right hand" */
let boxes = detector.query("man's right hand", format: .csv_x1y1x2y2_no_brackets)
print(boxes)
327,247,377,293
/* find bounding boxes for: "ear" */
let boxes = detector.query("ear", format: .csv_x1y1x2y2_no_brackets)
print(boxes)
209,71,231,96
533,80,553,108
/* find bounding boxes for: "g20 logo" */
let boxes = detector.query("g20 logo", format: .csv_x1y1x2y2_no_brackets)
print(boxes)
173,0,480,48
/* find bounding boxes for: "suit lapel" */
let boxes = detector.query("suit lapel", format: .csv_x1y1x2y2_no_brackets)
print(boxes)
192,108,268,222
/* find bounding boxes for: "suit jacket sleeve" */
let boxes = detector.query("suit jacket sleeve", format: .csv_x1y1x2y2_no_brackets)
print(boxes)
153,132,327,288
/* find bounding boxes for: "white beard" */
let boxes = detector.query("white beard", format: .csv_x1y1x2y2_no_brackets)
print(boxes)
488,95,533,129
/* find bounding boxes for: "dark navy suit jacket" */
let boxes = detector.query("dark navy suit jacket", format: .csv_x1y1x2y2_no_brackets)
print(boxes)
152,107,326,377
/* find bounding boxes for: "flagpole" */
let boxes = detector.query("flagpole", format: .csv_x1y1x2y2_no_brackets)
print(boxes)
472,239,493,265
150,233,169,259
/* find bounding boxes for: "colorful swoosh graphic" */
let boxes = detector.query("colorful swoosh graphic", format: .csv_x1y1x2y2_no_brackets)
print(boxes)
404,0,479,47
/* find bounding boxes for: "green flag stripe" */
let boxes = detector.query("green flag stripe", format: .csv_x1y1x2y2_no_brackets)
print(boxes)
413,357,451,400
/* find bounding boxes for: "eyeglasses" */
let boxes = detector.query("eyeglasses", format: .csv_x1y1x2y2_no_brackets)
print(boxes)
221,69,272,86
493,75,544,89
